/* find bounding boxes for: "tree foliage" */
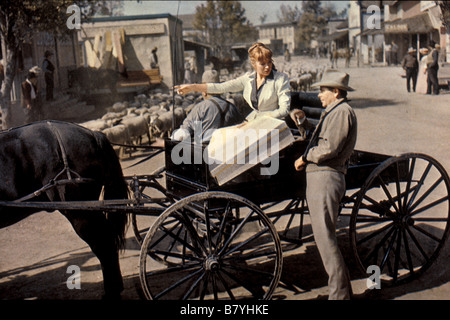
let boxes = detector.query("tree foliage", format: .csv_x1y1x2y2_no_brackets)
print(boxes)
437,0,450,28
193,0,256,57
0,0,114,128
277,4,302,22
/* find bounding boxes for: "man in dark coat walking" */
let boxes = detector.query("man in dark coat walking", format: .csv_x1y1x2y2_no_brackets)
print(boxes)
427,41,440,95
21,67,41,124
402,47,418,92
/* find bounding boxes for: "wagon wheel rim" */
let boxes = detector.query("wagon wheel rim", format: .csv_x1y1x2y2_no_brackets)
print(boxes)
350,153,450,286
139,191,283,300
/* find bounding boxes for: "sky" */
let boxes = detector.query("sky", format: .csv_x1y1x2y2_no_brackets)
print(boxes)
122,1,350,25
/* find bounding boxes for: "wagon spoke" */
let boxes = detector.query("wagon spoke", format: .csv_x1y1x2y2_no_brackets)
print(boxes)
211,272,219,300
217,209,256,257
410,196,448,218
157,221,202,257
215,202,232,250
405,225,429,261
377,175,400,215
361,194,392,216
178,210,208,254
220,227,270,258
361,224,396,266
392,229,403,281
216,270,236,300
402,157,416,209
411,224,442,243
146,263,202,277
379,228,398,274
406,162,433,209
182,271,207,300
402,228,415,275
149,249,202,263
222,261,276,277
203,200,214,255
394,162,404,214
199,272,209,300
356,221,394,246
219,267,267,299
153,267,204,300
149,219,183,254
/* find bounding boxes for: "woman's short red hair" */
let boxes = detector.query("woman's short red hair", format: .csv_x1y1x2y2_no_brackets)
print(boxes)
248,42,273,64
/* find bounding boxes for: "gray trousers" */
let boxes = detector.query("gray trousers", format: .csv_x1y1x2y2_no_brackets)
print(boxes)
306,170,352,300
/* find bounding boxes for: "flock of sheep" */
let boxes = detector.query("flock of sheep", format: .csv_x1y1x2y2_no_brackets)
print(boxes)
78,58,329,158
79,91,203,157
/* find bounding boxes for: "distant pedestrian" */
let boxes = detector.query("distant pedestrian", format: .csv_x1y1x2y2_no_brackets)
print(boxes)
401,47,418,92
385,43,392,65
22,67,42,124
42,50,55,101
416,48,429,94
391,41,399,65
150,47,159,69
284,48,291,62
426,41,440,95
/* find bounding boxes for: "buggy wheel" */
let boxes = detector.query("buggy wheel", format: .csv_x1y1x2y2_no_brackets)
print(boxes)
139,191,283,300
350,153,450,285
128,166,175,245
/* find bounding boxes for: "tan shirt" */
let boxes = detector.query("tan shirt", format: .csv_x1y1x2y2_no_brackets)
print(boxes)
305,98,358,174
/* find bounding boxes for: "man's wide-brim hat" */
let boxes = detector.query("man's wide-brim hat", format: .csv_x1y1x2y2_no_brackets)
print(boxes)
407,47,416,53
312,69,355,92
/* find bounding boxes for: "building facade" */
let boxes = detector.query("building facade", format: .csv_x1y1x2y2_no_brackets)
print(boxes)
79,14,184,87
256,22,297,55
348,0,447,66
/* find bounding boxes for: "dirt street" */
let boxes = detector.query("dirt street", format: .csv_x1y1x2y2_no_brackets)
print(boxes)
0,56,449,300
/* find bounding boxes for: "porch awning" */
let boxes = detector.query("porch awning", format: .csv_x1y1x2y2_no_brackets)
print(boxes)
384,13,435,34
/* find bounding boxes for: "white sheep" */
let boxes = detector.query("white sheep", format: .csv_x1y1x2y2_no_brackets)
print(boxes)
102,124,132,158
121,115,151,145
80,119,110,131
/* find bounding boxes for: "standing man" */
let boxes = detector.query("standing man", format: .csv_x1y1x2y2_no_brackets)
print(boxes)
402,48,418,92
427,41,440,95
294,69,357,300
391,41,399,65
42,50,55,101
150,47,159,69
22,67,41,124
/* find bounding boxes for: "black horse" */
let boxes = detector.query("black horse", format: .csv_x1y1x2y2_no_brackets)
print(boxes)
0,121,129,299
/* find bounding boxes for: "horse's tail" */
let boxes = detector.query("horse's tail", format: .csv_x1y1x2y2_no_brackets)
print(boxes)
94,131,130,250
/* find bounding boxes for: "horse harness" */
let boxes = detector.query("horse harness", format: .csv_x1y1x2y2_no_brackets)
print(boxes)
14,122,95,203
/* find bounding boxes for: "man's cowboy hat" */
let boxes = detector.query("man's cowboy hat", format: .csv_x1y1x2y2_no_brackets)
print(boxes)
311,69,355,92
407,47,416,53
